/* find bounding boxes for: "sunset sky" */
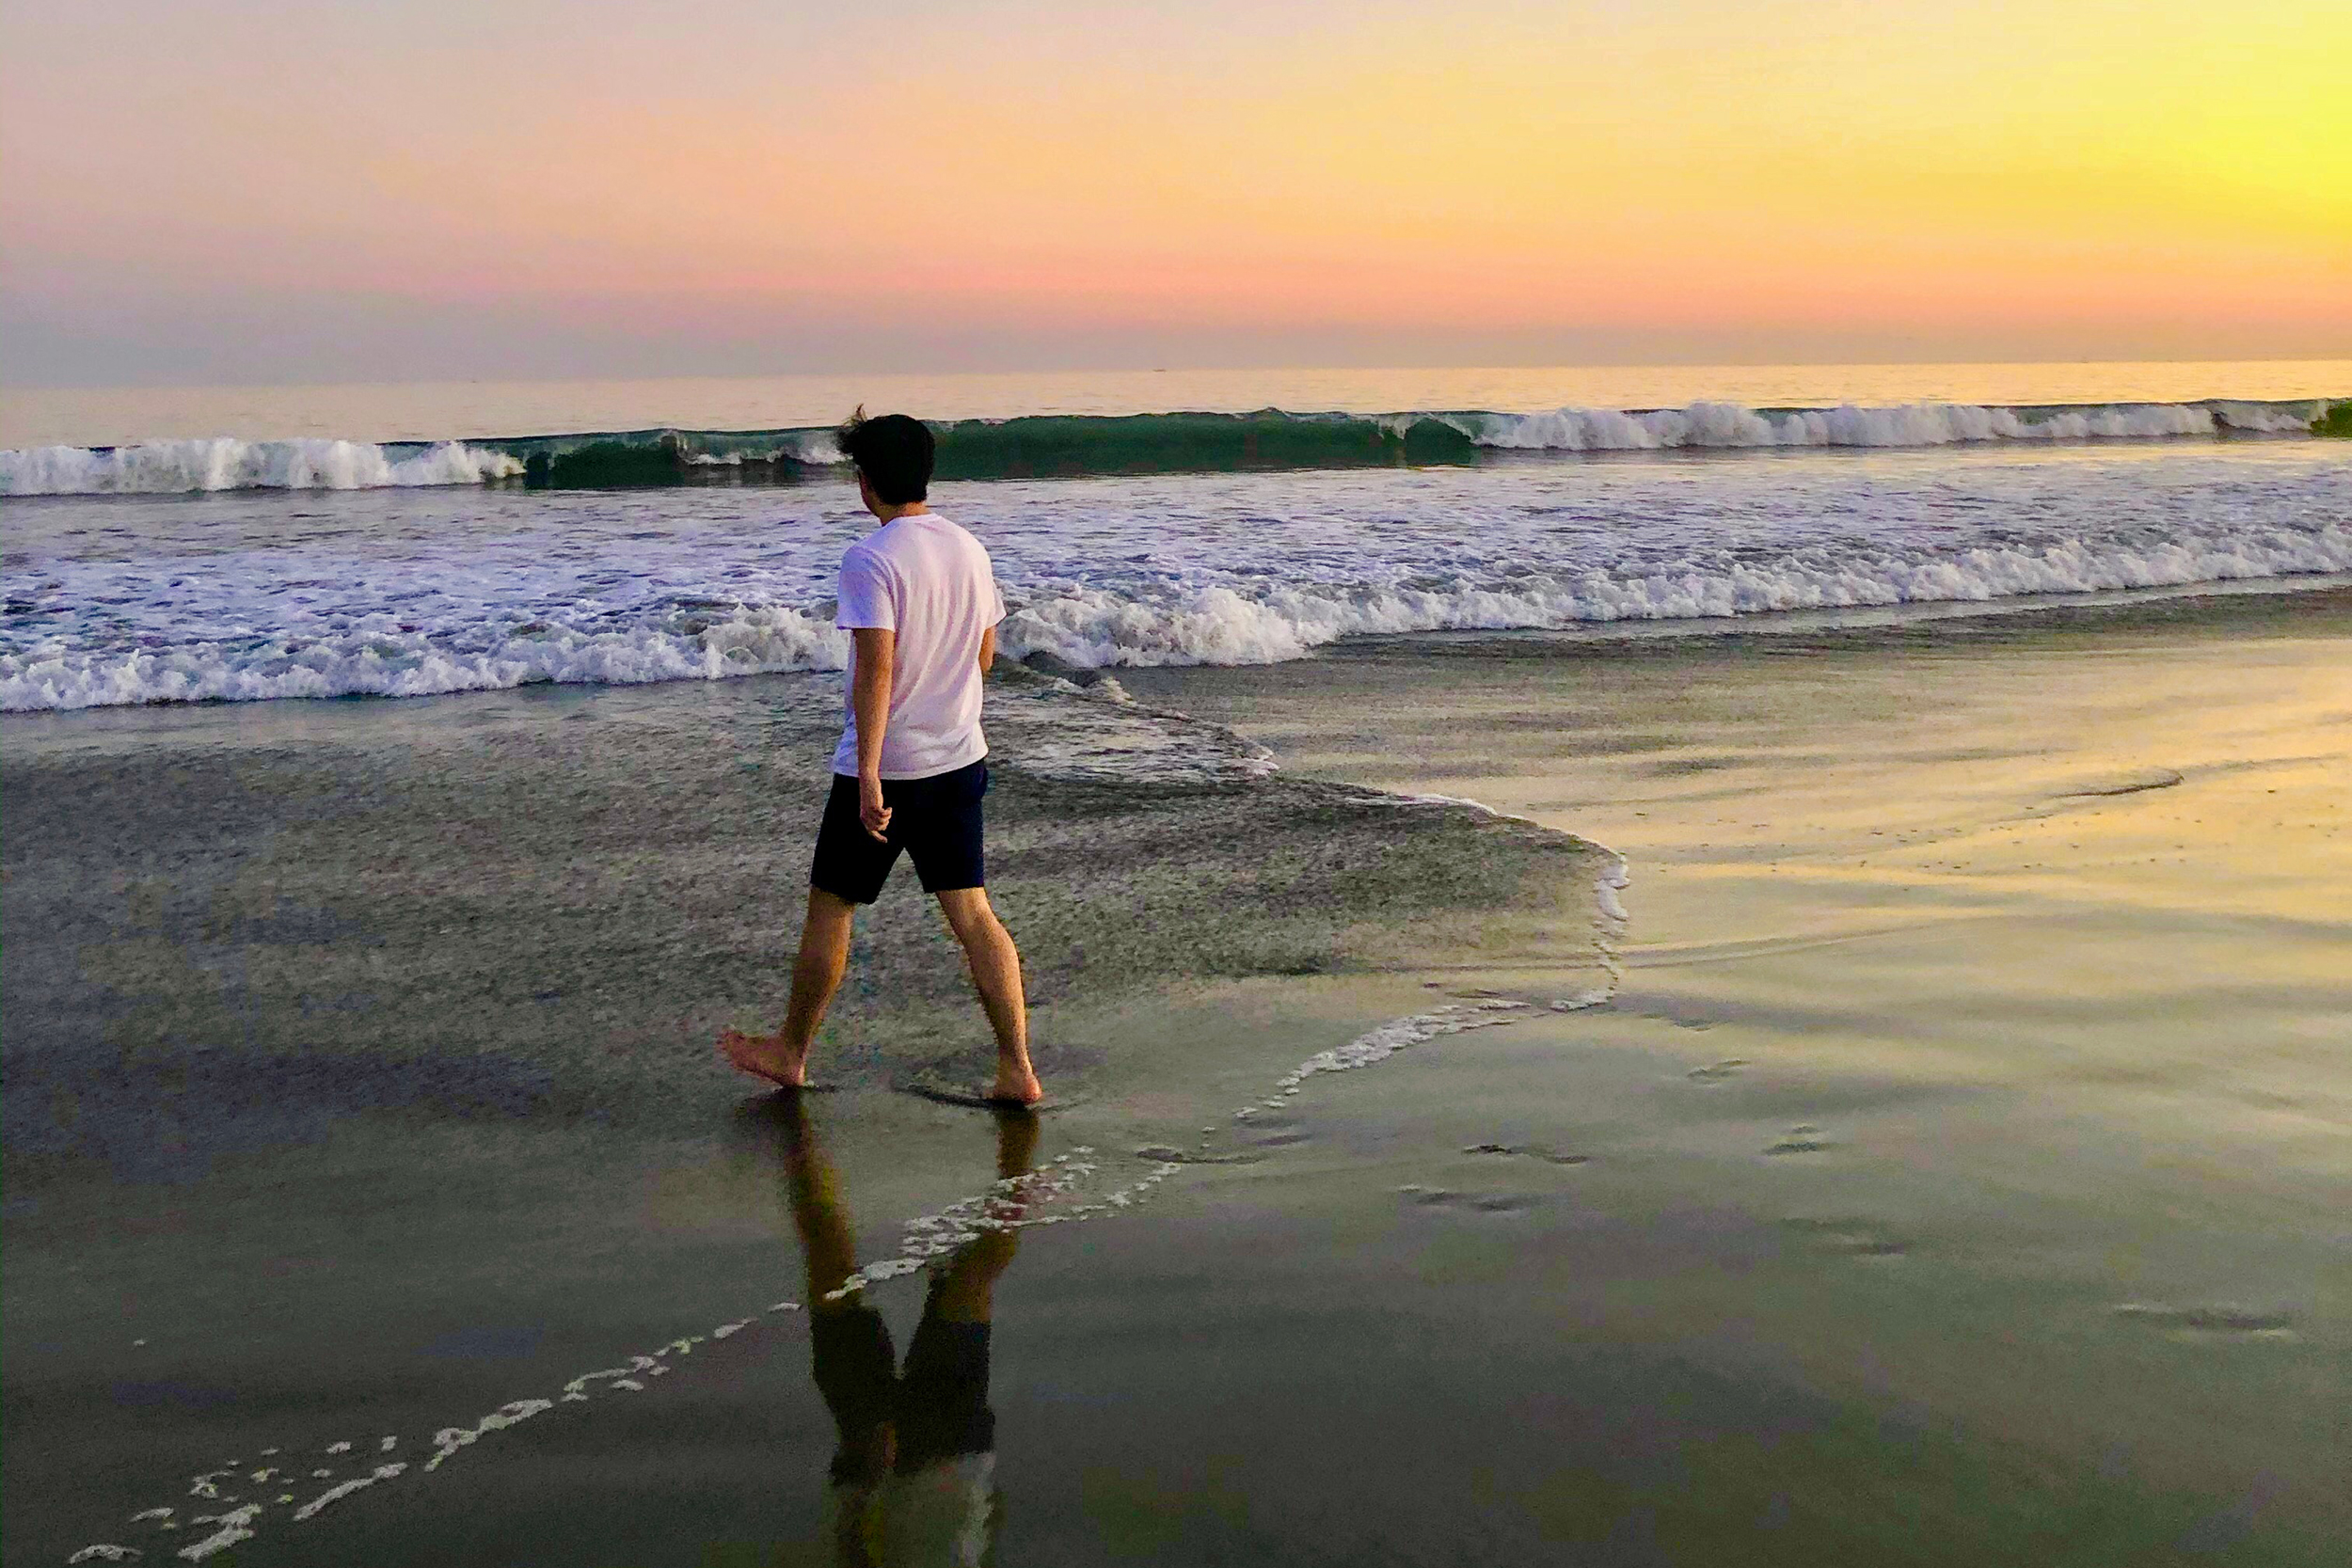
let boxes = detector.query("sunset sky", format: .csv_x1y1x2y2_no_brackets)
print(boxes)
3,0,2345,386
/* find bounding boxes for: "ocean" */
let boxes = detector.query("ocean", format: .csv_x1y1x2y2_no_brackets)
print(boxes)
3,361,2347,715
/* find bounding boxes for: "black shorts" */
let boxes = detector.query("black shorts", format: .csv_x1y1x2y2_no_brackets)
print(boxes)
809,1302,995,1484
810,760,989,906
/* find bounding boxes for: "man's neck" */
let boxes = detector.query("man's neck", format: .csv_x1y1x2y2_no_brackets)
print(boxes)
870,500,931,526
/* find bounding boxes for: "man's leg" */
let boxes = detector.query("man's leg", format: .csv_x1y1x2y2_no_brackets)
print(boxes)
774,1089,859,1299
893,1111,1036,1478
721,887,856,1087
933,887,1040,1104
926,1109,1041,1322
766,1094,899,1486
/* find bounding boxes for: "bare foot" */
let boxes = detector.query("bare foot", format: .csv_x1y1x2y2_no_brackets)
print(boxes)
721,1028,808,1088
990,1059,1043,1106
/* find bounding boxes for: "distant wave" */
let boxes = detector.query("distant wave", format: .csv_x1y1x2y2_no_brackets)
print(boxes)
5,399,2338,496
0,437,523,496
1452,399,2321,451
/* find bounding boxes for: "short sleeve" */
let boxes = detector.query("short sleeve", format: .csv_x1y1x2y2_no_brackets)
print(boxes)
836,546,896,630
977,543,1006,625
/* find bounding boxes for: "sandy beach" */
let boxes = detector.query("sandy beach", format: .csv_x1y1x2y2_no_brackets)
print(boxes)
6,589,2347,1565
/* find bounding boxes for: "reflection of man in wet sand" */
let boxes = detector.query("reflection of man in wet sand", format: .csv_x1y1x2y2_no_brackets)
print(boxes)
721,409,1041,1106
770,1097,1035,1567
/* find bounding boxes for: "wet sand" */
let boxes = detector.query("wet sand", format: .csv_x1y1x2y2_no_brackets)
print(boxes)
7,591,2348,1564
2,665,1609,1564
1121,588,2352,1556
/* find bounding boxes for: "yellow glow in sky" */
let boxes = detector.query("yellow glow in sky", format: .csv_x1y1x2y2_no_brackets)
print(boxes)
1,0,2344,381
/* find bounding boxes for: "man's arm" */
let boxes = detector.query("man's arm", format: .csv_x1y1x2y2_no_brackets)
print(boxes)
977,623,997,677
851,626,896,841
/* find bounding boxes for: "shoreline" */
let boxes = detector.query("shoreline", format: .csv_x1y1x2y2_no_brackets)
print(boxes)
7,567,2350,722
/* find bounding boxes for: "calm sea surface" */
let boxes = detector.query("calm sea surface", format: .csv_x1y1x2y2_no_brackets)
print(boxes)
7,360,2348,447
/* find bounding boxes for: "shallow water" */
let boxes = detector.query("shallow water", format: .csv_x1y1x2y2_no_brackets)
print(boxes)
1122,592,2352,1164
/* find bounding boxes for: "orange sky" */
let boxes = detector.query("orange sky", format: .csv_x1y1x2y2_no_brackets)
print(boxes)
2,0,2344,383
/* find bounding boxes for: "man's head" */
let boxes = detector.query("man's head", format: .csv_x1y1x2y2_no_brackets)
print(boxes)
836,406,934,513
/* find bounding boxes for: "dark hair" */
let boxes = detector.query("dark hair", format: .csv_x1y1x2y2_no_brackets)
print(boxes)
836,406,934,505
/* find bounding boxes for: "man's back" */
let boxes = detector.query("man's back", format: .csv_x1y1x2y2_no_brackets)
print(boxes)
833,512,1005,780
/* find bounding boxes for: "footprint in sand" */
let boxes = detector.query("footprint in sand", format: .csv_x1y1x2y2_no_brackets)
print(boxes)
2060,768,2185,799
896,1045,1104,1112
1764,1125,1832,1155
1780,1218,1908,1258
1625,1006,1715,1031
1396,1185,1539,1214
1687,1059,1748,1084
1462,1143,1591,1166
2111,1304,2296,1340
1236,1112,1311,1149
1133,1144,1264,1166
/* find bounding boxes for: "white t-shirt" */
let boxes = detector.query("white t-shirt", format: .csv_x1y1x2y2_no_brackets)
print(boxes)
832,512,1007,780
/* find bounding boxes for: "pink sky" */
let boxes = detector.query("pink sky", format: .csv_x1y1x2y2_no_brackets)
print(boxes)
3,0,2345,385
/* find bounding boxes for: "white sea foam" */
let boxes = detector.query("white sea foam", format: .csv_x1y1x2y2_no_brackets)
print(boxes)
5,442,2344,710
1266,1001,1530,1101
6,520,2345,708
679,431,845,467
995,524,2352,669
784,430,845,465
174,1504,262,1561
0,608,844,711
289,1465,406,1521
1,438,522,496
1451,399,2317,451
1449,399,2239,446
422,1404,551,1473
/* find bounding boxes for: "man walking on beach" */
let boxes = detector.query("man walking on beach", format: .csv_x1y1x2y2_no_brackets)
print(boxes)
722,411,1041,1105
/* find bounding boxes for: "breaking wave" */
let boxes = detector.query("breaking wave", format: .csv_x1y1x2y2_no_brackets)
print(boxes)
997,530,2352,669
7,524,2344,710
0,608,845,711
5,398,2337,495
1454,399,2321,451
1,437,523,496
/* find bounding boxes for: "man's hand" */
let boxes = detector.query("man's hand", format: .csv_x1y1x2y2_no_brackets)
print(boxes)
849,626,896,841
858,770,892,842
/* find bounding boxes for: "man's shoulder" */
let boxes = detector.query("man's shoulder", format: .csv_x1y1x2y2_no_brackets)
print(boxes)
840,532,894,573
923,514,990,560
882,514,988,564
904,511,974,538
